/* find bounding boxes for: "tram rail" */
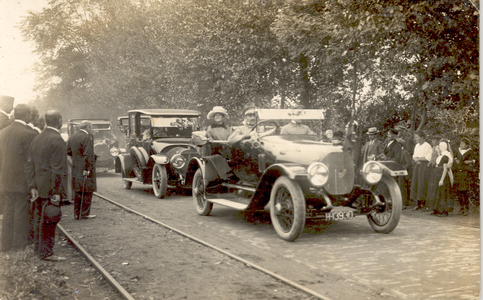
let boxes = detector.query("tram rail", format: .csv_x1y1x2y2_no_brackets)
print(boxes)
92,192,334,300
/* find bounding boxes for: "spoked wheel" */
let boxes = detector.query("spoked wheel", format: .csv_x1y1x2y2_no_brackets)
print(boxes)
269,176,306,242
367,175,402,233
122,179,132,190
192,169,213,216
152,163,167,199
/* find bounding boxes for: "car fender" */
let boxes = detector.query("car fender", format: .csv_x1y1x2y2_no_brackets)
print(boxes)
186,155,227,188
248,163,309,210
118,154,134,178
150,154,169,166
185,157,203,188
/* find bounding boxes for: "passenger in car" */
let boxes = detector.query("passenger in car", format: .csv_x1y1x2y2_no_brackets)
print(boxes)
228,102,257,146
280,105,316,135
206,106,231,141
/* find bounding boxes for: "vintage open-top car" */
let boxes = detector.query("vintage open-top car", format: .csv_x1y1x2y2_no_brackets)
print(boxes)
116,109,202,198
67,119,119,172
187,108,407,241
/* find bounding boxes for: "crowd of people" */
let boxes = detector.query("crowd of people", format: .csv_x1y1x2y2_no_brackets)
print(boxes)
0,95,97,261
205,103,479,217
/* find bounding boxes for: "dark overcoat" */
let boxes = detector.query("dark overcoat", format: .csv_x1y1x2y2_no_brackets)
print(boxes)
361,139,384,164
0,112,11,131
66,130,97,192
0,121,36,193
25,128,67,199
384,140,402,162
453,148,476,191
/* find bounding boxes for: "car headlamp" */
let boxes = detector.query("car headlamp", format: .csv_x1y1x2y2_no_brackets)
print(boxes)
362,161,383,185
307,162,329,187
109,147,119,157
171,154,186,169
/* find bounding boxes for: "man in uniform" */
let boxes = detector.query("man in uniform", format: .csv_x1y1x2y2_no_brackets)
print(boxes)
361,127,384,165
280,105,316,135
26,110,67,260
67,120,97,220
0,104,36,252
228,102,258,146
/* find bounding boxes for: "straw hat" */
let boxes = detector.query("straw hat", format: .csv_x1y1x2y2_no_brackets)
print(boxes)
207,106,229,120
366,127,379,135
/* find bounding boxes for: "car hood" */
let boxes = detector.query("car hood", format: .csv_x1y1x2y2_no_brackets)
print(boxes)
150,138,193,154
261,135,344,166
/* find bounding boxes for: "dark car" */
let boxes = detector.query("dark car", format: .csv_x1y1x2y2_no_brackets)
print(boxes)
116,109,201,198
187,108,407,242
67,119,119,172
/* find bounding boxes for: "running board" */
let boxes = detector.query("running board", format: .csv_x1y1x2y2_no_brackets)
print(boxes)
123,178,176,188
207,198,249,210
221,183,256,193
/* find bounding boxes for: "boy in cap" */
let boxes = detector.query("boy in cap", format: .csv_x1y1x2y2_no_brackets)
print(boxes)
228,102,257,146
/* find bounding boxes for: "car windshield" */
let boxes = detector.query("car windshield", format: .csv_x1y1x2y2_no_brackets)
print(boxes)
92,129,111,142
150,116,198,138
255,109,326,136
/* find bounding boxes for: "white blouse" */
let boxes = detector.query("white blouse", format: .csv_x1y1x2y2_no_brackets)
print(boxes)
413,142,432,161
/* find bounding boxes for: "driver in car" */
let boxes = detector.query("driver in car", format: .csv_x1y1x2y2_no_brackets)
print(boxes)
280,105,316,135
227,102,257,146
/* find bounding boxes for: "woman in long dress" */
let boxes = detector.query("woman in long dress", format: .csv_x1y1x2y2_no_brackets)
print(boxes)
410,131,433,211
428,140,454,217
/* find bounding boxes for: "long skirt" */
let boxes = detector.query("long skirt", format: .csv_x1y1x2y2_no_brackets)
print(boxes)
427,166,453,213
410,161,430,201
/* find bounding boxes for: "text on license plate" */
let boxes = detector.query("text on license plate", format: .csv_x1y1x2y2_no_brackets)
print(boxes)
325,211,354,221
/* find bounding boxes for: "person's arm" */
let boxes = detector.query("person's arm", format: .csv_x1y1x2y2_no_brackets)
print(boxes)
51,138,67,197
228,127,249,146
25,141,38,201
439,163,448,186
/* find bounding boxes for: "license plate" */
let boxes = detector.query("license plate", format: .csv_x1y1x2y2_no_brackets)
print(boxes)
325,211,354,221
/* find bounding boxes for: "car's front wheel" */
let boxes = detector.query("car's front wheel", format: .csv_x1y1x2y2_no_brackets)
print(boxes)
152,163,167,199
192,169,213,216
269,176,306,242
367,175,402,233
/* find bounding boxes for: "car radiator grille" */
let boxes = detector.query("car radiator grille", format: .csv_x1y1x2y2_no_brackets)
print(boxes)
321,152,354,195
94,143,110,161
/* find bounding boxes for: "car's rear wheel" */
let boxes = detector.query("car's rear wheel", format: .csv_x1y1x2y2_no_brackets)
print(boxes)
367,175,402,233
192,169,213,216
122,179,132,190
270,176,306,242
152,163,167,199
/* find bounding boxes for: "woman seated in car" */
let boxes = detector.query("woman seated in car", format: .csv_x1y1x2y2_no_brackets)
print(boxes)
206,106,231,141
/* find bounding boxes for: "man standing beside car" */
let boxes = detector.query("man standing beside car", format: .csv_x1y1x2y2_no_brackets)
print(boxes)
67,120,97,220
361,127,384,165
26,110,67,260
0,104,36,252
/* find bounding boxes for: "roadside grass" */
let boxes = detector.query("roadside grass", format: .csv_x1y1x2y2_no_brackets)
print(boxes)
0,247,68,300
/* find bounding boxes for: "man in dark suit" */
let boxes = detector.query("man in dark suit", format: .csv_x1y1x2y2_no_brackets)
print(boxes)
0,95,14,218
26,110,67,260
382,128,402,162
0,104,36,252
361,127,384,165
0,95,14,131
67,120,97,220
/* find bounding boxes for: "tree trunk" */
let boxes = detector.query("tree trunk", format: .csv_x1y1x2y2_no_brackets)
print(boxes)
299,55,310,108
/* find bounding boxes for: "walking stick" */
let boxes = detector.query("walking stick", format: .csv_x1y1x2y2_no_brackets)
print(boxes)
79,174,86,219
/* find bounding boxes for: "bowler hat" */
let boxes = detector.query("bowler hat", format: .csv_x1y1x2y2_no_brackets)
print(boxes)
242,102,257,115
207,106,229,120
366,127,379,135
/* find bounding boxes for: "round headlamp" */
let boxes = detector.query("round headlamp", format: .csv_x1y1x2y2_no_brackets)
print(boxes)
109,147,119,157
307,162,329,187
171,154,186,169
362,161,383,185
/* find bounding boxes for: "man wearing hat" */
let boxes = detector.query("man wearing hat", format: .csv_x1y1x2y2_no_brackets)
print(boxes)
0,104,36,252
0,95,14,131
395,121,414,156
361,127,384,165
26,110,67,261
382,128,402,162
228,102,257,146
280,104,316,135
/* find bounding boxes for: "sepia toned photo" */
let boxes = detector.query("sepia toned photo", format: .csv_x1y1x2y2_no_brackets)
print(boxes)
0,0,479,299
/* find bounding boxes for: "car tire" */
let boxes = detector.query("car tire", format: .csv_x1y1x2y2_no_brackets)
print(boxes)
367,175,402,233
152,163,167,199
192,169,213,216
123,180,132,190
130,147,146,181
269,176,306,242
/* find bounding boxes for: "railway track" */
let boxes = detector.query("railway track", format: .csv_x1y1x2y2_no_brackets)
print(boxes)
56,191,335,300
